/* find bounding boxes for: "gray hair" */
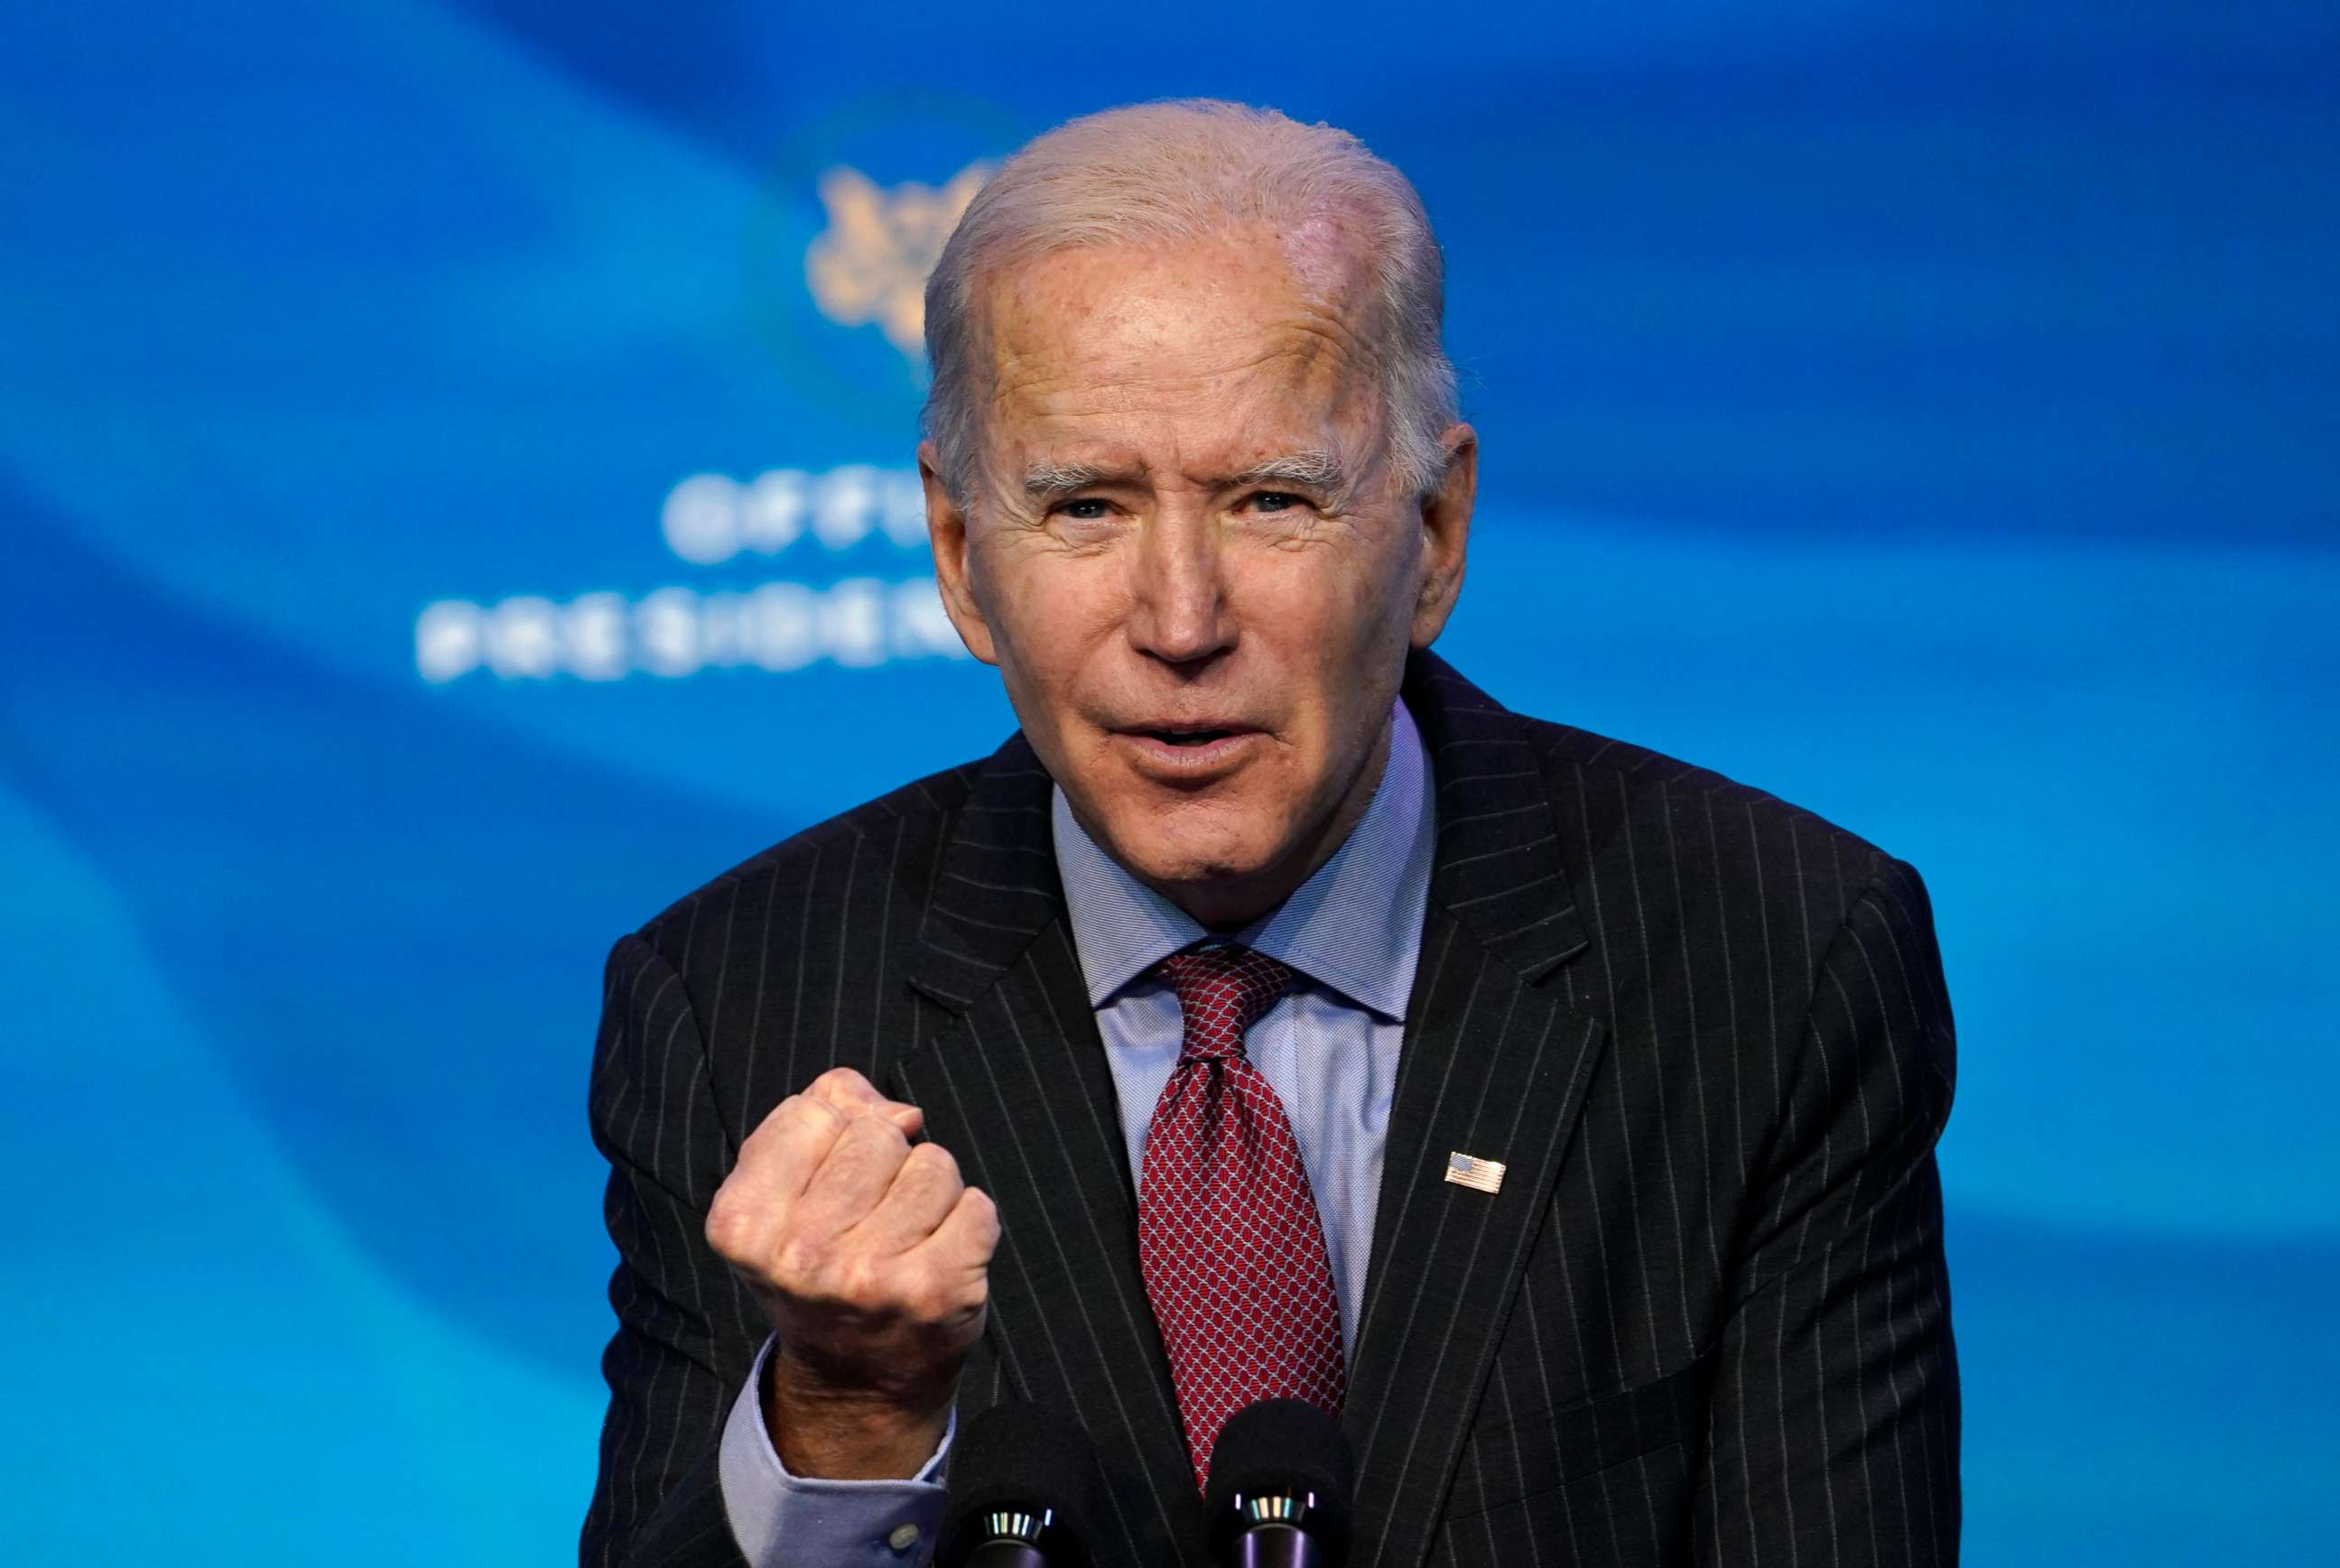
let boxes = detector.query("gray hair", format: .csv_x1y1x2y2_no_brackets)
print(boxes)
920,98,1458,507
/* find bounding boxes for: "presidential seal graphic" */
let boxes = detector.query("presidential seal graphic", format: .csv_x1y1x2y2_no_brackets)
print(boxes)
740,97,1019,394
804,162,989,359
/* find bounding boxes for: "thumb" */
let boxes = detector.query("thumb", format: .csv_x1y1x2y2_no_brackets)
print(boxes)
806,1067,924,1136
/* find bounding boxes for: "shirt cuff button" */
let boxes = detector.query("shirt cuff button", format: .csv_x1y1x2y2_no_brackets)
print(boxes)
887,1523,922,1554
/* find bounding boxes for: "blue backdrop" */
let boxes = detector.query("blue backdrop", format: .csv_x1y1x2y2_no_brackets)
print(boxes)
3,3,2335,1563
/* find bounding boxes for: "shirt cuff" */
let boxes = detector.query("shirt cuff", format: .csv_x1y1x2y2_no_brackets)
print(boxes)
718,1333,953,1567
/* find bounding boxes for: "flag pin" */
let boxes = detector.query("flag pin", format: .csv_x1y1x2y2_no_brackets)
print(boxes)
1444,1151,1507,1193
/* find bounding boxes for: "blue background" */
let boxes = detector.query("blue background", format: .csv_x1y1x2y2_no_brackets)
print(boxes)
3,3,2335,1563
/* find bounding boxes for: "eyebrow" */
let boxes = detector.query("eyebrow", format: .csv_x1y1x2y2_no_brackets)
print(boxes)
1021,461,1119,504
1019,450,1350,505
1227,450,1348,495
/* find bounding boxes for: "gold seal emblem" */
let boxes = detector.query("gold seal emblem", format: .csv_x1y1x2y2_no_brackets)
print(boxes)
804,162,990,359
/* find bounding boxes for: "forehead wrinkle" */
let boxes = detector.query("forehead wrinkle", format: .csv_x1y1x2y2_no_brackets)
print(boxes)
996,348,1377,470
993,328,1353,414
985,265,1372,401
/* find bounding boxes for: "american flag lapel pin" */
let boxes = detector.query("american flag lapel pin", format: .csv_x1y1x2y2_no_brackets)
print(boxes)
1444,1151,1507,1194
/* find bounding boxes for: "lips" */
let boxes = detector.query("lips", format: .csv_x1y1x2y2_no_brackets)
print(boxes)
1108,720,1264,778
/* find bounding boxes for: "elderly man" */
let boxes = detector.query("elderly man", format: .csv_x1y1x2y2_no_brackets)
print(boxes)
580,100,1960,1568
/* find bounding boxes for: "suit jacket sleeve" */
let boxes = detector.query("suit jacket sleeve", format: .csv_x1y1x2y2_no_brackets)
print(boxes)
1692,858,1963,1564
580,931,754,1568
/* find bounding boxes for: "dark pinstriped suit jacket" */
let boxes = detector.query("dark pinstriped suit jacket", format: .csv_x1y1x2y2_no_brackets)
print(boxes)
580,651,1961,1568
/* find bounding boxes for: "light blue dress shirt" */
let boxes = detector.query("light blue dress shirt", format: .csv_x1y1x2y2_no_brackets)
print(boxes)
719,700,1436,1565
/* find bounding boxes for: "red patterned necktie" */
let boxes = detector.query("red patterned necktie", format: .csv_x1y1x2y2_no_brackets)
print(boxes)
1137,943,1348,1491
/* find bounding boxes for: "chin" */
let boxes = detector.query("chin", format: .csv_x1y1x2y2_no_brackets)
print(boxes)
1097,796,1286,888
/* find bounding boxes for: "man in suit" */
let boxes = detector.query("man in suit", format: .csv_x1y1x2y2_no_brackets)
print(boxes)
580,99,1960,1567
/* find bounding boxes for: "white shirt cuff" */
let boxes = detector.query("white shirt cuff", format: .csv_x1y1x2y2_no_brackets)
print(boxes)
717,1333,953,1566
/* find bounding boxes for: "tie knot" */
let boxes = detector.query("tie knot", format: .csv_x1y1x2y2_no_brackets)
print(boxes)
1154,944,1293,1062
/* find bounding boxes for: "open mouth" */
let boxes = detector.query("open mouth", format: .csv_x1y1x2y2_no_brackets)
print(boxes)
1139,727,1240,747
1114,724,1261,774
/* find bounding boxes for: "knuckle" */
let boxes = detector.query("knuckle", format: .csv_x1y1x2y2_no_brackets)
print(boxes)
900,1270,951,1322
948,1276,989,1319
907,1142,961,1185
812,1066,871,1097
772,1236,826,1285
703,1201,748,1257
834,1253,887,1309
779,1095,844,1136
850,1116,910,1161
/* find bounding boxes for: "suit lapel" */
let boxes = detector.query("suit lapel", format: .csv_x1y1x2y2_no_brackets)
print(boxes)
1339,654,1613,1568
895,737,1204,1563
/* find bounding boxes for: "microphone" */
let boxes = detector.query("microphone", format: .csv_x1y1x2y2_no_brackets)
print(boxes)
1203,1399,1357,1568
938,1403,1103,1568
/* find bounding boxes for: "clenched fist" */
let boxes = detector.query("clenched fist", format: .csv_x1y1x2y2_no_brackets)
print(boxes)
705,1067,999,1479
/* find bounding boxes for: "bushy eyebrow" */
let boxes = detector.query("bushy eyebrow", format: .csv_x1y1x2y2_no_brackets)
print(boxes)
1021,461,1118,504
1019,450,1349,506
1225,450,1347,495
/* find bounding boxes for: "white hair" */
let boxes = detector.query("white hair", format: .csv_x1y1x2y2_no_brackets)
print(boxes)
920,98,1459,506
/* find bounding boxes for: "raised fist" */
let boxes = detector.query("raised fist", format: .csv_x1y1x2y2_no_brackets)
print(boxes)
705,1067,998,1477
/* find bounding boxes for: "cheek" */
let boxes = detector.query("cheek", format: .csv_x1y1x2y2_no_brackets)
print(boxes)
983,550,1122,694
1246,547,1407,686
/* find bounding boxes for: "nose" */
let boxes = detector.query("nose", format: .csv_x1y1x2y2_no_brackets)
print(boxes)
1125,506,1236,668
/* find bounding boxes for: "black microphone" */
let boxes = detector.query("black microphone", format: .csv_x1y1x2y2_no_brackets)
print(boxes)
1203,1399,1357,1568
938,1403,1103,1568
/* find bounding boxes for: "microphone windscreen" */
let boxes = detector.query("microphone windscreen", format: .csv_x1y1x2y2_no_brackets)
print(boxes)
1203,1398,1357,1558
939,1402,1103,1567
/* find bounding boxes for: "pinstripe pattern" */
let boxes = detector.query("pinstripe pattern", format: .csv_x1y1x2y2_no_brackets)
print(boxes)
580,650,1960,1566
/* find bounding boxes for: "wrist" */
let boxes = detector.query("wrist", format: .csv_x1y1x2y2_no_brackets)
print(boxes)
760,1343,954,1480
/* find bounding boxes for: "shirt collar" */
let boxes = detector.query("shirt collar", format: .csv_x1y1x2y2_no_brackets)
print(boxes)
1049,698,1436,1021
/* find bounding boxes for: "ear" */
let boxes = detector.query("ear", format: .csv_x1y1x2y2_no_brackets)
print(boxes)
920,440,999,666
1409,422,1476,647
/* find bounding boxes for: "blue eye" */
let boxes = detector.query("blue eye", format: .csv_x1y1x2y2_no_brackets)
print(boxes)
1250,491,1302,513
1059,498,1111,520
